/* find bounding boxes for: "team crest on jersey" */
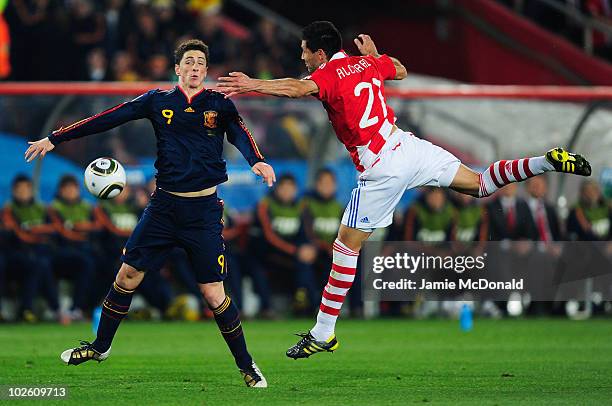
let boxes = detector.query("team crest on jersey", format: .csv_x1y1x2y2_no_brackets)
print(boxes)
203,111,218,128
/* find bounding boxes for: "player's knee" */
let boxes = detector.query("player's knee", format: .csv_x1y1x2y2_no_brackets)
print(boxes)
337,225,370,252
116,263,144,290
199,282,225,308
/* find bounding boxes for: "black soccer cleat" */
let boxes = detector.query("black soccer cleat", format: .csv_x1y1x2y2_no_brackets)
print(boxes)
286,332,339,359
546,148,591,176
60,341,111,365
239,361,267,388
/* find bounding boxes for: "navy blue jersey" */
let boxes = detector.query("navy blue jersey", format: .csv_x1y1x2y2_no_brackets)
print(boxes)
48,86,265,192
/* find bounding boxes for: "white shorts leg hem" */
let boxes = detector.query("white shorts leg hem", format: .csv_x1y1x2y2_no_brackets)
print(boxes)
438,160,462,188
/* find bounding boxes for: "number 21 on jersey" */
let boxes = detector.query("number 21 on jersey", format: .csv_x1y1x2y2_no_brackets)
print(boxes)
354,78,388,129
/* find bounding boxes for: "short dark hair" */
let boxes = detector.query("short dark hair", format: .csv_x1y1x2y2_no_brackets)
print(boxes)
315,167,335,182
302,21,342,59
12,174,31,188
277,173,297,185
174,39,210,66
58,174,78,189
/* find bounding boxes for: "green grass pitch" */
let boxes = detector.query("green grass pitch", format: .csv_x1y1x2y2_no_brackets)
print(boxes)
1,318,611,405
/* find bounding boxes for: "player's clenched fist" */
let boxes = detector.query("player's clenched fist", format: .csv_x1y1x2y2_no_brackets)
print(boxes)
354,34,380,58
25,138,55,162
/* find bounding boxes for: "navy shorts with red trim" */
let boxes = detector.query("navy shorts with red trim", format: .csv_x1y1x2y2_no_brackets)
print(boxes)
121,188,226,284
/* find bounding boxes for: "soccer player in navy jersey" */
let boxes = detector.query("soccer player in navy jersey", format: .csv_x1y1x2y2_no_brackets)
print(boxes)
25,39,273,388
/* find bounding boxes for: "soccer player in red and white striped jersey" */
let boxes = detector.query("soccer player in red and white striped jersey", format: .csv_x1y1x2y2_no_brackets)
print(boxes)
218,21,592,359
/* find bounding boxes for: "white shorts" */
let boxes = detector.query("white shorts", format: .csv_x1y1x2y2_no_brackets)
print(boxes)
341,129,461,231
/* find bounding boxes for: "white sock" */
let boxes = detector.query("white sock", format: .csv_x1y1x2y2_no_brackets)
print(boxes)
479,156,554,197
310,239,358,341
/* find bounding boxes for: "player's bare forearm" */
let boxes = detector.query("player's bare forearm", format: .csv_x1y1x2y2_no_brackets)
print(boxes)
354,34,407,80
252,78,318,98
389,56,408,80
217,72,318,98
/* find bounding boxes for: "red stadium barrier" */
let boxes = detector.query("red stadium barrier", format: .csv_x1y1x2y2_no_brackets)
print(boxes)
3,82,612,100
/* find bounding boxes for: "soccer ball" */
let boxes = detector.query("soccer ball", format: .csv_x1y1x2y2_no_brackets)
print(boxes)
84,157,126,199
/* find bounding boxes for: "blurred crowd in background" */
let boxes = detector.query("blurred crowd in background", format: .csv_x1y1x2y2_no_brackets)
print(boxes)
5,0,303,82
2,0,612,84
1,170,610,323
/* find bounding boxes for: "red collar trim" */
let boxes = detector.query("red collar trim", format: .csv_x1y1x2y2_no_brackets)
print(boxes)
177,85,206,104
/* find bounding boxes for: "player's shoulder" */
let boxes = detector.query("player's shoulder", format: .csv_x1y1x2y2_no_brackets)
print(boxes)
204,89,238,110
204,88,227,99
132,88,171,103
150,87,177,98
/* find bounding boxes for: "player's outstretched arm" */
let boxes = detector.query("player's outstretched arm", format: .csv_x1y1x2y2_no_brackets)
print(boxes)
354,34,408,80
217,72,319,99
27,91,156,162
25,138,55,162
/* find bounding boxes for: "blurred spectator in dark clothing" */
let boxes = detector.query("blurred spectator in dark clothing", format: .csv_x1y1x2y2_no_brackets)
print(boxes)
524,176,562,241
2,174,62,323
486,183,535,240
86,48,110,81
254,54,274,80
110,50,139,81
450,191,488,242
7,0,52,80
146,53,171,81
300,169,359,313
302,169,343,258
567,180,611,240
48,175,97,319
252,174,317,315
191,11,237,77
69,0,106,80
128,7,169,69
250,17,302,78
103,0,132,59
404,188,454,242
153,0,190,49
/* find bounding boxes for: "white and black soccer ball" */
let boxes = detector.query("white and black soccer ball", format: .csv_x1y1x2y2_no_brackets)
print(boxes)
84,157,126,199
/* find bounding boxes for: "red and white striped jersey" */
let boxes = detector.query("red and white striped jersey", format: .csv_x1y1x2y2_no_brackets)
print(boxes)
306,50,397,171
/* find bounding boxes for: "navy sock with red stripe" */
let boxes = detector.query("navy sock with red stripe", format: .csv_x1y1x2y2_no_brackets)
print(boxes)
92,282,134,353
211,296,253,370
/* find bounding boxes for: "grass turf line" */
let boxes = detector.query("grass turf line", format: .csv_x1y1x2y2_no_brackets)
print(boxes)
1,319,611,405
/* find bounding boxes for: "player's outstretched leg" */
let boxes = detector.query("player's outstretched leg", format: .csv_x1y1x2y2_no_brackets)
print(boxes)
452,147,591,197
479,147,591,197
287,227,368,359
205,288,267,388
60,264,141,365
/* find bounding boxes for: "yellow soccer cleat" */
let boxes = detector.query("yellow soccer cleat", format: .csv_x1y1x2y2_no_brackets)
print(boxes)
286,332,340,359
546,147,591,176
